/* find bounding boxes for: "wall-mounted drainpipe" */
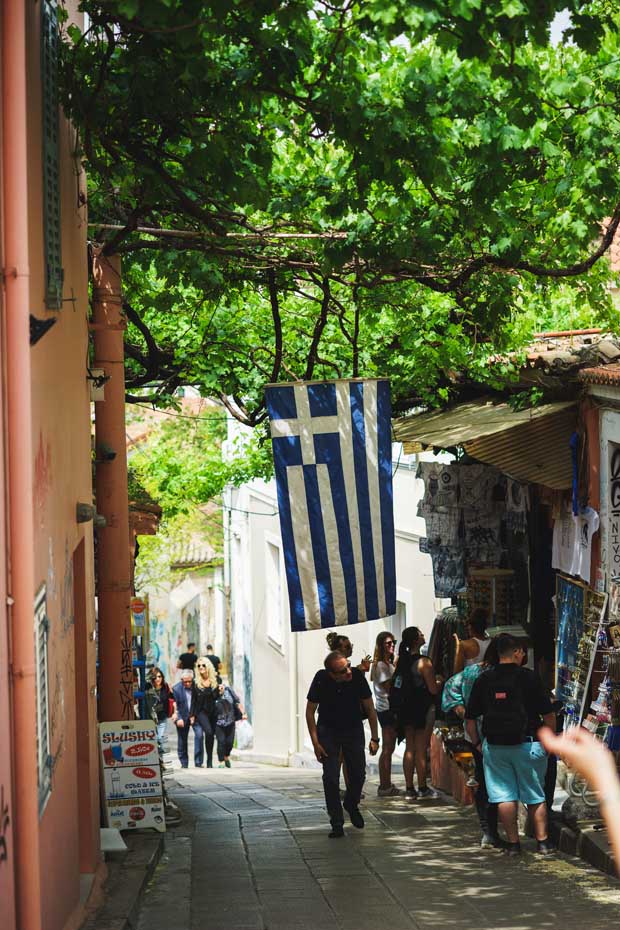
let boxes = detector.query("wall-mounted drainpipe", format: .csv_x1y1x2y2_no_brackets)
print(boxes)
3,0,43,927
91,250,133,721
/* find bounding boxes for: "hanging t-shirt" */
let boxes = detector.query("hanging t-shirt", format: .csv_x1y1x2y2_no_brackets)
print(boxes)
552,505,599,584
570,507,599,583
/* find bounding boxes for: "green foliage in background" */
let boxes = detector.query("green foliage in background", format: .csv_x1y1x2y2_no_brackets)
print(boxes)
62,1,620,428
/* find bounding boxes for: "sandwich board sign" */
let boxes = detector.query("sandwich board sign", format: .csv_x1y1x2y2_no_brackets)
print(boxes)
99,720,165,833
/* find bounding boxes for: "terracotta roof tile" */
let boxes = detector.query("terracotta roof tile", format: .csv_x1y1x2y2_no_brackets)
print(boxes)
579,364,620,386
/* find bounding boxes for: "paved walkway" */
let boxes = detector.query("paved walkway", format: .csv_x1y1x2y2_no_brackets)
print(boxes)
135,761,620,930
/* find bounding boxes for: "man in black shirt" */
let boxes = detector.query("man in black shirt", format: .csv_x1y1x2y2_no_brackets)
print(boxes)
177,642,198,673
306,650,379,838
465,634,556,856
206,644,222,683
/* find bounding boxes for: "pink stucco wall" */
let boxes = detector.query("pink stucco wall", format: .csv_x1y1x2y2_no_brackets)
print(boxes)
24,4,101,929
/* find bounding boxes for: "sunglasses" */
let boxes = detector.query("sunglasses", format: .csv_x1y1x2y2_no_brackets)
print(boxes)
385,640,397,646
197,663,207,668
331,666,350,677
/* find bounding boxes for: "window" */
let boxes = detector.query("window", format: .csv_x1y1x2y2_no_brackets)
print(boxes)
265,540,284,648
41,0,63,308
35,586,52,813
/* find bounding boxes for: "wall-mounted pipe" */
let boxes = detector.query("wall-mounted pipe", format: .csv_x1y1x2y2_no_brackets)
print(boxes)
2,0,43,928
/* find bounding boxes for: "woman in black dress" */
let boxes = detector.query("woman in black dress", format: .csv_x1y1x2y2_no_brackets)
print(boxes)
391,626,442,800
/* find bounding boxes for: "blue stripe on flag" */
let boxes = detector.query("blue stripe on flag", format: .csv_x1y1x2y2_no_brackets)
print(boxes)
303,465,335,626
308,382,337,417
315,434,359,622
349,382,379,620
271,436,306,631
265,385,297,420
377,380,396,615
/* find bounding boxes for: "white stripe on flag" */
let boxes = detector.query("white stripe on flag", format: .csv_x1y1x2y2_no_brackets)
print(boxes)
336,382,367,622
287,465,322,629
294,384,316,465
316,464,348,626
363,381,386,617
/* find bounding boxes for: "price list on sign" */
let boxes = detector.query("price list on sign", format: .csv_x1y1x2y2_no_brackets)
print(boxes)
99,721,166,833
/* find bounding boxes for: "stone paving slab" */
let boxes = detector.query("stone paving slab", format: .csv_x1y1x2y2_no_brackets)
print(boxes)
122,760,620,930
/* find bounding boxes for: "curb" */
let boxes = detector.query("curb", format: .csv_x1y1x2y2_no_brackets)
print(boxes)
550,816,617,877
79,831,164,930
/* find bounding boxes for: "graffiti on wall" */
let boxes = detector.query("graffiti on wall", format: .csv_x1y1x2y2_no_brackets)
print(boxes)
60,541,75,635
0,784,9,864
34,431,52,527
119,627,134,719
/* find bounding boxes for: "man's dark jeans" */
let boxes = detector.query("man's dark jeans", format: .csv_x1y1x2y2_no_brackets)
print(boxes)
176,719,204,767
317,723,365,827
473,746,498,838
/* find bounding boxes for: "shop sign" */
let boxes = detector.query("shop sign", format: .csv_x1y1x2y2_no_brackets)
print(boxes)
130,596,147,629
608,443,620,581
99,720,165,833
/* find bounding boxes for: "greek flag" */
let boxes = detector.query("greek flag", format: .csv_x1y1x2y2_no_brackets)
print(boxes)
265,379,396,632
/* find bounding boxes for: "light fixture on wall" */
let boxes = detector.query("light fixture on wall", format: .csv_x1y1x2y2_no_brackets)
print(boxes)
86,367,110,401
76,502,107,527
95,442,117,463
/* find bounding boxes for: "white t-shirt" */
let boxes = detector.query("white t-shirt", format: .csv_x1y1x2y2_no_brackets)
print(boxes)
372,660,394,712
552,505,599,584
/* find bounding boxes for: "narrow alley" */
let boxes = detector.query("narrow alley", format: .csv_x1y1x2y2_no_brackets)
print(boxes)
131,762,620,930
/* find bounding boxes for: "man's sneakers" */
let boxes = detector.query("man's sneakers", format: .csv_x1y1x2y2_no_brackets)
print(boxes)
480,834,510,851
328,825,345,839
417,786,438,800
377,785,401,798
404,787,418,800
536,839,556,856
503,842,522,857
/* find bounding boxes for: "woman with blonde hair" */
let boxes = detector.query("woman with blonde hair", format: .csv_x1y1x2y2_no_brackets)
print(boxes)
190,656,218,767
371,631,400,797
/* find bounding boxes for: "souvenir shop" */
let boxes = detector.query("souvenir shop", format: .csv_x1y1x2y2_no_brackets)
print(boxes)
393,387,620,807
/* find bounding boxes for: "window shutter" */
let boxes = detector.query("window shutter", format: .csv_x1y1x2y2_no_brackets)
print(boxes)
35,586,52,813
41,0,63,309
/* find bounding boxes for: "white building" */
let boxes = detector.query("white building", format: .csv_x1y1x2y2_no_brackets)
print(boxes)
224,442,447,764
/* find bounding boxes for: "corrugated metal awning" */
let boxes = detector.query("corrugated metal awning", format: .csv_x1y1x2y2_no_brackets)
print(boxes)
393,398,577,489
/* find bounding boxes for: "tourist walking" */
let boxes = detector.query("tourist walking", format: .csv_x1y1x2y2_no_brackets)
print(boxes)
176,642,198,674
390,626,442,800
192,655,219,768
215,682,246,768
306,651,379,838
171,670,204,768
465,633,556,856
206,644,222,681
145,667,173,752
371,631,400,797
441,639,506,848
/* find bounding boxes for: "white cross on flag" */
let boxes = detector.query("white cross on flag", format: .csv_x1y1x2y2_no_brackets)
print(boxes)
265,378,396,632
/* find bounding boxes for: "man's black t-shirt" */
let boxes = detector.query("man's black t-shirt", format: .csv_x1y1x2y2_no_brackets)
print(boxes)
465,663,552,743
307,667,371,730
207,653,221,671
178,652,198,671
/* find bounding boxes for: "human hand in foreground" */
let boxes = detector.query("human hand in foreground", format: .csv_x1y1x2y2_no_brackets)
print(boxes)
313,741,328,762
538,726,618,796
368,737,379,756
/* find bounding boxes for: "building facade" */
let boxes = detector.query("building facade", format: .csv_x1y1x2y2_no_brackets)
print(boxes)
1,3,102,929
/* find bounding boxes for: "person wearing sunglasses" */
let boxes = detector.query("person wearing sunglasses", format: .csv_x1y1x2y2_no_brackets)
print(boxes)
190,656,219,768
306,651,380,838
371,631,401,797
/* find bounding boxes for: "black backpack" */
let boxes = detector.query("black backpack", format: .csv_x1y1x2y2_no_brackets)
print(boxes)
389,667,412,714
481,667,529,745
